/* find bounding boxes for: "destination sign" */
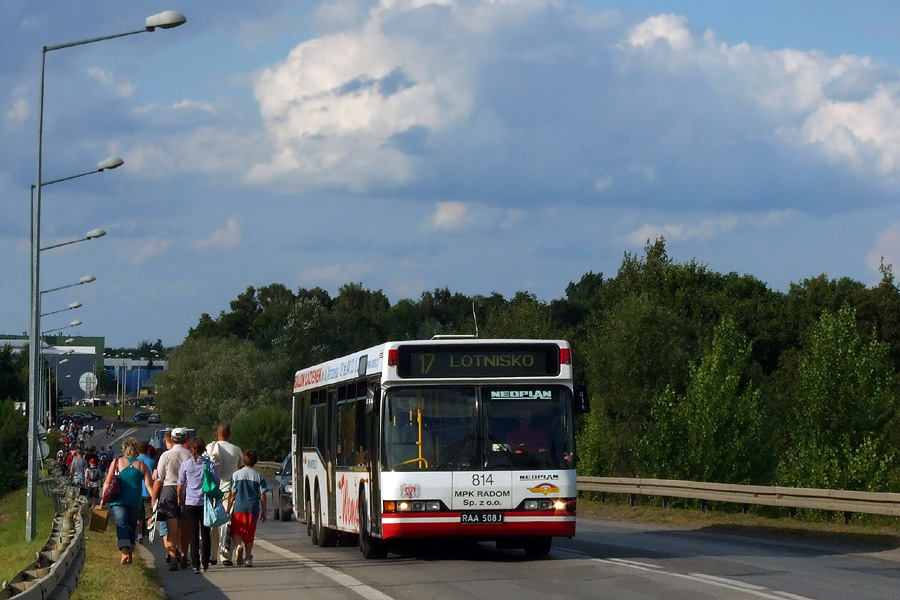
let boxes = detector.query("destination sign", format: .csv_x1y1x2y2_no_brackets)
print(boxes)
396,343,560,378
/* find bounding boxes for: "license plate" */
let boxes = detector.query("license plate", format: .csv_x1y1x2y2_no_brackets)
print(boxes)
460,512,504,525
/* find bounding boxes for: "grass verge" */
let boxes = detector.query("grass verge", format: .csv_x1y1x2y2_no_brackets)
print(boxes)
73,526,165,600
0,485,54,585
578,494,900,552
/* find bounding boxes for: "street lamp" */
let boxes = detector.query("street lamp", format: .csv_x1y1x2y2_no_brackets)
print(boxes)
42,319,82,335
40,301,82,318
27,10,186,541
40,275,96,296
40,228,106,252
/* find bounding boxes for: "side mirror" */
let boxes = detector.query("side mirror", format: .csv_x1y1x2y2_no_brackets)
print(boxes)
574,384,590,414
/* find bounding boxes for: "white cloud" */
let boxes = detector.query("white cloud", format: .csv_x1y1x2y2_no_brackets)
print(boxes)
126,238,172,264
800,84,900,177
625,211,791,246
5,86,28,130
244,1,900,209
627,14,693,51
195,217,243,251
429,201,471,230
87,67,135,98
594,175,613,194
125,128,265,178
136,99,218,115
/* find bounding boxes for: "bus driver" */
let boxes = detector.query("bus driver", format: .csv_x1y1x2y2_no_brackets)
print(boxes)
507,413,548,453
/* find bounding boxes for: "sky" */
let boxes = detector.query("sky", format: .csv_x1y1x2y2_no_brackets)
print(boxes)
2,0,900,348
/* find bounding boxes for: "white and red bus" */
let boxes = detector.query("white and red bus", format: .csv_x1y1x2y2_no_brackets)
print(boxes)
290,337,588,558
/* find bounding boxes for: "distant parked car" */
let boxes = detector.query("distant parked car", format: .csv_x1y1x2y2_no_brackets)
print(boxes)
147,414,161,424
86,411,103,420
132,411,151,422
272,454,293,522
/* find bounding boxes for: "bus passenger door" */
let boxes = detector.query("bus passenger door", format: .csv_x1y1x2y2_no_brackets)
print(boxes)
292,393,305,523
366,382,382,534
327,388,338,527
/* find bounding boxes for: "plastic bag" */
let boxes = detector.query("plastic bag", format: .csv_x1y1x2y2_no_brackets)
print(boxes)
203,495,229,528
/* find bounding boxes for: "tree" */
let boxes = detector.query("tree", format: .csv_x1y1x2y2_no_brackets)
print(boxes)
333,283,390,353
481,292,568,340
0,345,27,402
0,399,28,494
579,292,697,476
639,317,768,483
776,305,900,492
155,336,289,432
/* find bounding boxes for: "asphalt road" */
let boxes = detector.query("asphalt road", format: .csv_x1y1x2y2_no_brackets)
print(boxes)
91,422,899,600
128,503,900,600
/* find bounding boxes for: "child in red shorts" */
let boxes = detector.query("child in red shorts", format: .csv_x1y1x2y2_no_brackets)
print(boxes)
228,449,268,567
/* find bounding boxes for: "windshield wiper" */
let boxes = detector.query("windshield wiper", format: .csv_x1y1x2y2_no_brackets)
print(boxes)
437,433,475,470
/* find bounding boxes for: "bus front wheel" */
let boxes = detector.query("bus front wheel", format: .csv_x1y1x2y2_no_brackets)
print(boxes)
308,496,318,545
359,496,388,559
523,536,552,558
316,492,338,547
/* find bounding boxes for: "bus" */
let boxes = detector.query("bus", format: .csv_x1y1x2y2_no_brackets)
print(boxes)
290,337,588,558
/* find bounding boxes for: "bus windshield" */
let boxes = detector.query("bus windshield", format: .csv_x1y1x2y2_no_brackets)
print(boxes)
382,385,573,472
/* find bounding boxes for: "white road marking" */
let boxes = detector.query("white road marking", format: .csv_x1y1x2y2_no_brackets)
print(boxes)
556,548,816,600
255,538,396,600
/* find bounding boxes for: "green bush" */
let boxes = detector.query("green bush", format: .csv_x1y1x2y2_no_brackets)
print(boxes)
0,400,28,495
231,405,291,462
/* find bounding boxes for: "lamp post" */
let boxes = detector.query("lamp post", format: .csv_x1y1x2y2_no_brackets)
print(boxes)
41,319,82,335
27,10,187,541
40,228,106,252
41,275,96,296
40,301,81,318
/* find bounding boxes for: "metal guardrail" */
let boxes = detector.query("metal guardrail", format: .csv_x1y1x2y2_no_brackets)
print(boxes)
257,461,281,471
1,466,89,600
578,476,900,521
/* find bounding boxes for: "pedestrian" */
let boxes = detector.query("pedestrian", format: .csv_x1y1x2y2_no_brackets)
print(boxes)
206,423,243,565
178,436,218,574
152,428,191,571
102,436,155,565
69,449,88,496
136,441,156,544
229,449,267,568
85,458,103,502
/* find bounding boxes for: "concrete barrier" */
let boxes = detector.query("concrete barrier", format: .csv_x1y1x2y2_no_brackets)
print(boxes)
0,465,89,600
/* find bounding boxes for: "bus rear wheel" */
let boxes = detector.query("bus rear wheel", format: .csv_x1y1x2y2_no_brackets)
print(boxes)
359,496,388,559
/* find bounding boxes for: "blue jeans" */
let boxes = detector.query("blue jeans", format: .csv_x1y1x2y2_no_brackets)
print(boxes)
110,505,142,551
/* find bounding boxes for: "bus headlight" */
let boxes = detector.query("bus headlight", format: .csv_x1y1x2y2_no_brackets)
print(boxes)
384,500,444,512
524,500,539,510
553,499,566,510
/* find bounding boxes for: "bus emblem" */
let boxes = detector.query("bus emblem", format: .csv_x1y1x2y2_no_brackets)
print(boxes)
401,483,421,499
527,483,560,495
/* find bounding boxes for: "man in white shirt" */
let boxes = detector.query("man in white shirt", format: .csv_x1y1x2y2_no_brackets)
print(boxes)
153,428,192,570
206,423,243,565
